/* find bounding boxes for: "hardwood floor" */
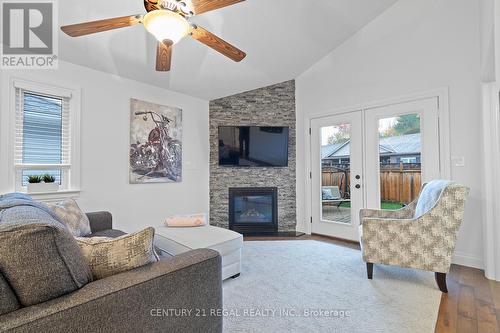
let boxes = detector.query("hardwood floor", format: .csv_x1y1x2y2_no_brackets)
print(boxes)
244,234,500,333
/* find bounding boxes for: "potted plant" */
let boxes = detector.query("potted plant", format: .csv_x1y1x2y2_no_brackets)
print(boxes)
27,174,59,193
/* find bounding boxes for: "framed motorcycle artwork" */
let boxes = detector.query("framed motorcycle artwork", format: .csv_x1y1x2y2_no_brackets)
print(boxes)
129,98,182,183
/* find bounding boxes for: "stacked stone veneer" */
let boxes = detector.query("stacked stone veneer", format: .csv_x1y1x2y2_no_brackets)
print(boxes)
209,80,296,231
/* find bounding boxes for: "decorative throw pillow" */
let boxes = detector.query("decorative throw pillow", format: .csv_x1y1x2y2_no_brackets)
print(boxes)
76,227,159,280
48,199,91,237
322,188,334,200
165,214,207,227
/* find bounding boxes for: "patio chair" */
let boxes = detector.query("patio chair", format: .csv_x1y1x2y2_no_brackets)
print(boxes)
359,180,469,292
322,186,350,208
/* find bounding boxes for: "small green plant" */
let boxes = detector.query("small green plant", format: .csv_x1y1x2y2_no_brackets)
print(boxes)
27,175,42,183
42,174,56,183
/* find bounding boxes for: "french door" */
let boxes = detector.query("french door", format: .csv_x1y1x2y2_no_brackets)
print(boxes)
310,97,441,241
310,111,364,240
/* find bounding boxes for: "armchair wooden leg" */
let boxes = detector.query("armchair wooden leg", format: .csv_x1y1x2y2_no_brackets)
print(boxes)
366,263,373,279
435,272,448,293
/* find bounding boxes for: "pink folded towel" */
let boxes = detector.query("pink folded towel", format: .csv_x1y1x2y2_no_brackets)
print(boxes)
165,214,207,227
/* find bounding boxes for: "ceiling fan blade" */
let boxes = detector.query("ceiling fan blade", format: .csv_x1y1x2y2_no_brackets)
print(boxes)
189,0,245,15
144,0,161,12
61,15,142,37
156,40,173,71
190,25,246,62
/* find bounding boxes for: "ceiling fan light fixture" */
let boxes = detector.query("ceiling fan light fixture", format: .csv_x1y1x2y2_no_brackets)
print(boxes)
143,10,189,44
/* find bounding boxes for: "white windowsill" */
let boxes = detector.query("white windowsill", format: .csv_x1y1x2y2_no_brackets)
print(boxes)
26,189,81,202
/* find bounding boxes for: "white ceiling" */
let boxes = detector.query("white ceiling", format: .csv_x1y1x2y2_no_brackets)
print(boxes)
59,0,398,100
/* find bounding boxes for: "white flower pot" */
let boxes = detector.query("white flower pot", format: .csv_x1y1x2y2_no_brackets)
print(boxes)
27,182,59,193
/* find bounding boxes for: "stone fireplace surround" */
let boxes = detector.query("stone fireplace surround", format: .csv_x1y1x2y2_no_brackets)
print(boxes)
209,80,296,232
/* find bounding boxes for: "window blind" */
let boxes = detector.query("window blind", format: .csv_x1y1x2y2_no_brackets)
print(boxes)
14,88,71,186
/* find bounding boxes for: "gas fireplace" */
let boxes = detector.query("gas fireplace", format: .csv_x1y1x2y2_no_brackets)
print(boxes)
228,187,278,235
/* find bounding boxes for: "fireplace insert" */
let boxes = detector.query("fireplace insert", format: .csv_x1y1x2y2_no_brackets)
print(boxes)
228,187,278,235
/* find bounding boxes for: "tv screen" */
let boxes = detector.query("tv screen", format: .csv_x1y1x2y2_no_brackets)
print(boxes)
218,126,289,167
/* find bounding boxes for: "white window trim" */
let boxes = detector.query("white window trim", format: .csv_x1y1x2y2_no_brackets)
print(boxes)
9,78,81,199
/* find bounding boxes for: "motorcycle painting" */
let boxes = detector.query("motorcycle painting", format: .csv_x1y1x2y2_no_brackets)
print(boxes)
130,98,182,183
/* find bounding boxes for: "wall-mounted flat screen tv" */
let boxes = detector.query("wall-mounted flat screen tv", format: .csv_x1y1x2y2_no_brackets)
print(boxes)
218,126,289,167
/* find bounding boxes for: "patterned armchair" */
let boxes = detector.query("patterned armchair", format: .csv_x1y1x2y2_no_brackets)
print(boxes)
359,180,469,292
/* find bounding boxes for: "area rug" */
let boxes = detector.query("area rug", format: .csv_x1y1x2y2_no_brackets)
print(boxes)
223,240,441,333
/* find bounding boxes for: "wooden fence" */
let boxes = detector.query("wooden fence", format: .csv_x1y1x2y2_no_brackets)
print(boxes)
322,164,421,204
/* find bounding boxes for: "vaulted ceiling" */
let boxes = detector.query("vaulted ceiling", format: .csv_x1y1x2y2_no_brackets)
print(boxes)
59,0,398,100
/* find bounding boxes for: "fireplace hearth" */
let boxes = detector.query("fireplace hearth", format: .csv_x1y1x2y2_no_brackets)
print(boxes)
229,187,278,235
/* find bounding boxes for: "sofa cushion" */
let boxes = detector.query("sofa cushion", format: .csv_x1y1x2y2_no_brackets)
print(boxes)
87,229,127,238
414,180,452,218
86,211,112,233
0,273,19,315
48,199,92,237
76,227,159,280
0,220,92,306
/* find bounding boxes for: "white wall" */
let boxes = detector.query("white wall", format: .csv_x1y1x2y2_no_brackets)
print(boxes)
0,61,209,233
296,0,484,268
481,0,496,82
496,0,500,80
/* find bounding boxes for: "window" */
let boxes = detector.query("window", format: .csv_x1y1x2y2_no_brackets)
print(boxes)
12,80,80,193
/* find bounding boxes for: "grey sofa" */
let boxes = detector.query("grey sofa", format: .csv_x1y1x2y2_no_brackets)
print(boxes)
0,212,223,333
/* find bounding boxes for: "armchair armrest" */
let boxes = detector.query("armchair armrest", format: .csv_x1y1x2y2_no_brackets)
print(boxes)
360,215,427,269
359,200,417,224
86,211,112,233
0,249,223,333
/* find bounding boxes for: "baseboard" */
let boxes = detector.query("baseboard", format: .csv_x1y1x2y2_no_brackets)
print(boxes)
295,223,307,234
452,251,484,270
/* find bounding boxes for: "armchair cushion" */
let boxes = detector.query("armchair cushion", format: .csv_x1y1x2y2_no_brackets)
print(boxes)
322,186,341,200
414,180,452,218
322,188,335,200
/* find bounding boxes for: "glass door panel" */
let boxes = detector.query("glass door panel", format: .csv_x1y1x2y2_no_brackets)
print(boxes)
365,98,440,210
377,114,422,210
320,124,351,223
311,112,363,241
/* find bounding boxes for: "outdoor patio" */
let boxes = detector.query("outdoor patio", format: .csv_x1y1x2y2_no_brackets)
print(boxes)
322,205,351,224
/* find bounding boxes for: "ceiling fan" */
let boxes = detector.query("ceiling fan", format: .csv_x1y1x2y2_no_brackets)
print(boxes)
60,0,247,71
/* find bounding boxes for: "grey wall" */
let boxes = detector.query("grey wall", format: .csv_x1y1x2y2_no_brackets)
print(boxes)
209,80,296,231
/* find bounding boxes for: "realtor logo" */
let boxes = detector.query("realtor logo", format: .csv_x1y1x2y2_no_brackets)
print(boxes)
1,0,58,69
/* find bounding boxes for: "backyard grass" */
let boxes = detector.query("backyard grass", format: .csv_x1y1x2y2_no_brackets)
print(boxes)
338,201,404,210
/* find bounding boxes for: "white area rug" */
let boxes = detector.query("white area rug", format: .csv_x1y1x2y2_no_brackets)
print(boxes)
223,241,441,333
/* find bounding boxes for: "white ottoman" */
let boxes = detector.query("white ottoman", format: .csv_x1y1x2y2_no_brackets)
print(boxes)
154,225,243,280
